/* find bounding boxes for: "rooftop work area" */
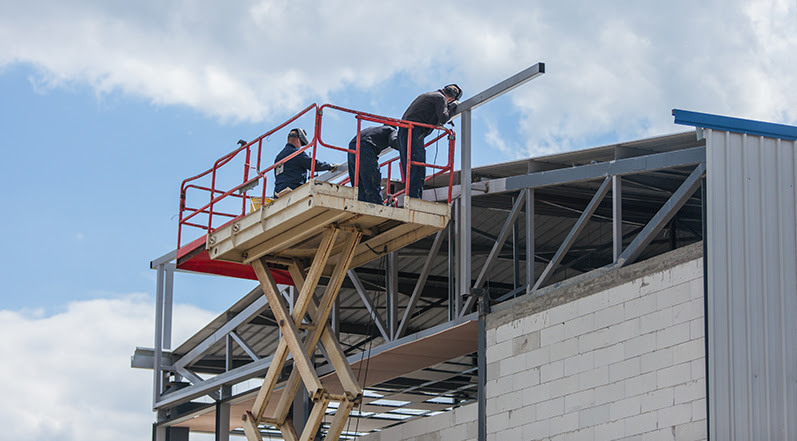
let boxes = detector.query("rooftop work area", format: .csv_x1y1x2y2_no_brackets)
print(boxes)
133,62,797,441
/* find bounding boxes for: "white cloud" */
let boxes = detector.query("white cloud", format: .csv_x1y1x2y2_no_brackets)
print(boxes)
0,0,794,158
0,295,216,441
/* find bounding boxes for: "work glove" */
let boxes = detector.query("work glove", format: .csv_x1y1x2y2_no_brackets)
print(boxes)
447,100,459,115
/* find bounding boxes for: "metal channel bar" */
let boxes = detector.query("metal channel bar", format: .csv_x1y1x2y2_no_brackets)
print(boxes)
532,177,612,291
347,270,390,341
502,146,705,192
172,292,269,371
473,191,527,290
617,162,706,266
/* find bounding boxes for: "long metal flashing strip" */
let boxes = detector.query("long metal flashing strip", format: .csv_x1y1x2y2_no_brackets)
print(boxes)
673,108,797,141
502,146,705,193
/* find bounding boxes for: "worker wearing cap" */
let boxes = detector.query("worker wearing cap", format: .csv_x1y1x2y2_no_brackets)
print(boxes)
347,124,399,204
398,84,462,199
273,128,335,196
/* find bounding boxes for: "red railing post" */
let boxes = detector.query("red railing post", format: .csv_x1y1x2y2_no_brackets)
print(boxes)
354,117,362,189
405,125,413,200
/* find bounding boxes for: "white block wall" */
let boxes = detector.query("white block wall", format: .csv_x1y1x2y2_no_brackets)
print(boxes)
358,250,706,441
485,256,706,441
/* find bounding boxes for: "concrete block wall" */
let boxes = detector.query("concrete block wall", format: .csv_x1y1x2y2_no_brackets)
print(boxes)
357,244,706,441
485,246,706,441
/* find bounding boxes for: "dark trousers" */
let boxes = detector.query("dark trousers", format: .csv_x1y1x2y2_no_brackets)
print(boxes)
397,127,426,199
348,140,383,204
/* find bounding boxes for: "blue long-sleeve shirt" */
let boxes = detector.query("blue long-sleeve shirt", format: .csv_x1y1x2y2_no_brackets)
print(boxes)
273,143,332,194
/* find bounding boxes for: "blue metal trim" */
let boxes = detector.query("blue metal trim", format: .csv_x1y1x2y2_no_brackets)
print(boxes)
673,109,797,141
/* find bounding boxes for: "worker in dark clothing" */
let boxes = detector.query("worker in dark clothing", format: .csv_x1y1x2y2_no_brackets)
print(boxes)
398,84,462,199
347,125,399,204
273,128,335,196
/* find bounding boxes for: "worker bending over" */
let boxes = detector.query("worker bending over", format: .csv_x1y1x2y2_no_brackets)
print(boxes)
273,128,335,197
347,125,399,205
398,84,462,199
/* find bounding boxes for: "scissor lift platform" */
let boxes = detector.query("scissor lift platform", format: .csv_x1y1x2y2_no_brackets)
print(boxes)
205,180,450,272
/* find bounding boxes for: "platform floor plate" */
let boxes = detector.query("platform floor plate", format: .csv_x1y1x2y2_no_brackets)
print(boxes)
207,181,450,274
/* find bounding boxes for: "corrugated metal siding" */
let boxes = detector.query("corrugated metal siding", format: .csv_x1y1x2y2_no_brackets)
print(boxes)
706,129,797,441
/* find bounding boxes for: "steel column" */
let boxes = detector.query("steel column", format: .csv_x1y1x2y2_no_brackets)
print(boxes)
459,110,472,318
153,263,166,409
387,252,399,340
525,189,535,293
613,176,623,262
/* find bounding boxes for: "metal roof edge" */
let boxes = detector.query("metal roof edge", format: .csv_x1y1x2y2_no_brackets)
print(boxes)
672,108,797,141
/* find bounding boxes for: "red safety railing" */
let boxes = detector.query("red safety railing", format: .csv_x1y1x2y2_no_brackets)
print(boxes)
177,103,455,251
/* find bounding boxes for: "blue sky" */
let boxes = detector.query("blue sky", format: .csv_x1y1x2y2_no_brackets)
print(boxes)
0,1,795,440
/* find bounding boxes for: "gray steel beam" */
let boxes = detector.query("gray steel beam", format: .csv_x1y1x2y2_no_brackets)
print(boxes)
452,63,545,114
513,216,520,289
229,331,260,362
613,176,623,262
532,177,612,291
449,214,457,322
459,110,473,318
131,347,172,369
150,250,177,268
397,229,446,338
502,146,705,192
347,270,391,341
172,292,269,371
473,191,527,290
426,146,706,202
174,367,220,401
215,396,230,441
526,189,535,293
477,295,489,441
460,295,476,318
387,252,399,340
617,163,706,266
155,354,275,409
153,263,166,410
163,264,174,350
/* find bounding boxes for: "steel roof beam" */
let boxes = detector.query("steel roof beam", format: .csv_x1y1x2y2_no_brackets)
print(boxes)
617,162,706,267
503,146,705,192
532,177,612,291
451,63,545,114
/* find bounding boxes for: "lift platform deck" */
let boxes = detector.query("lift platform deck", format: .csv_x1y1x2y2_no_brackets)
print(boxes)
199,180,449,275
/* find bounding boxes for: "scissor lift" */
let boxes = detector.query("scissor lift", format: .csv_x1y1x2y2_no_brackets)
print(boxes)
202,181,449,440
173,103,455,440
